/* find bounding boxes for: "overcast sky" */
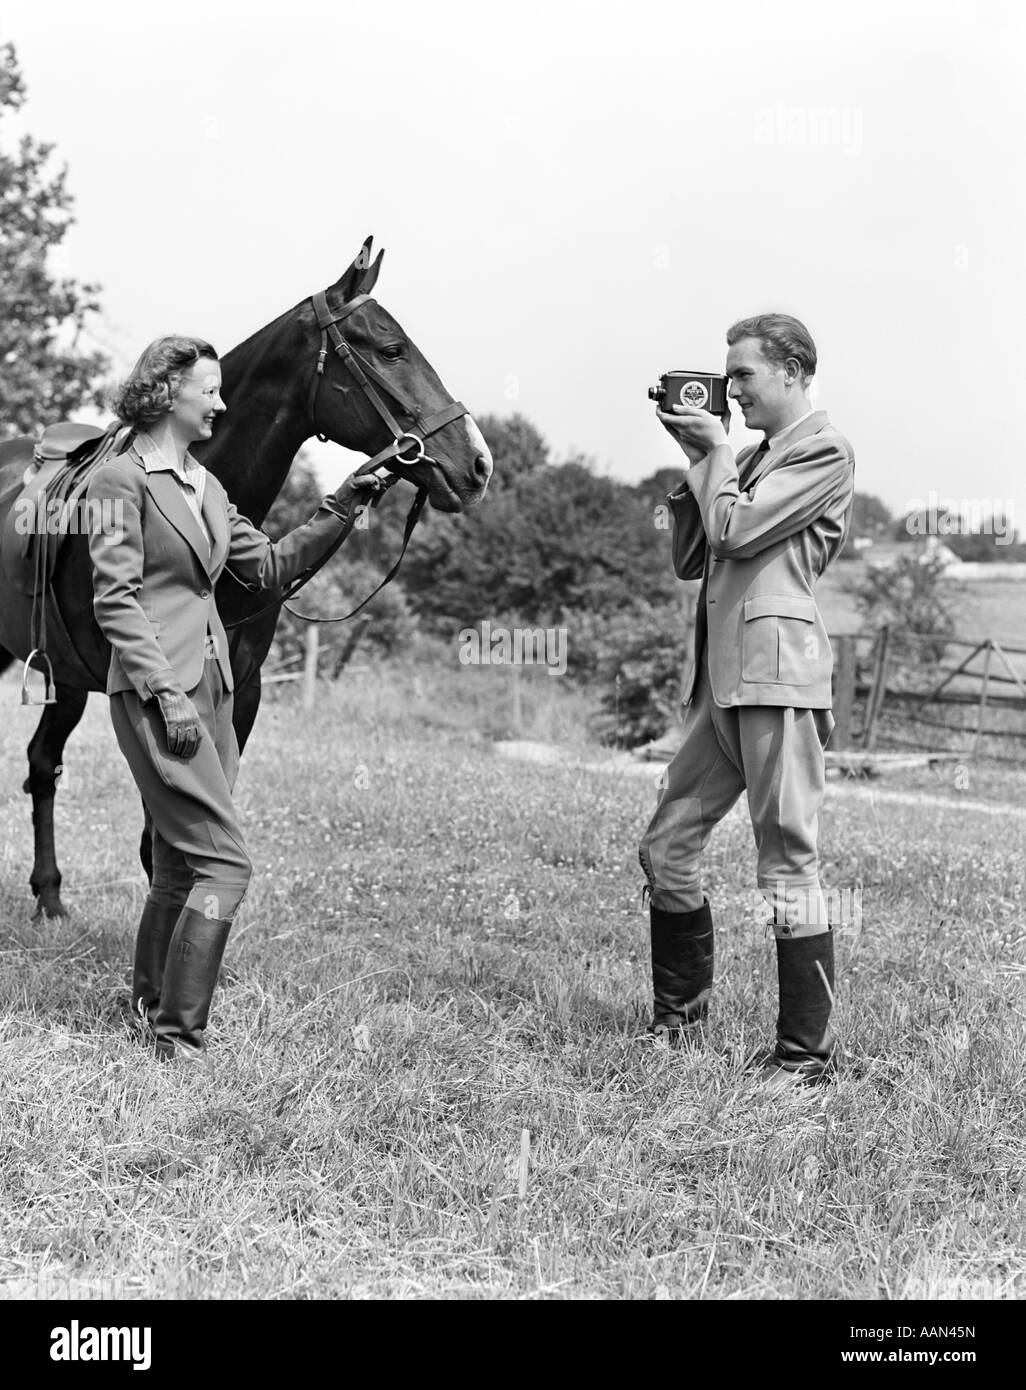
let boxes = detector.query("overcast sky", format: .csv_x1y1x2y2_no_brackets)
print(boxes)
4,0,1023,523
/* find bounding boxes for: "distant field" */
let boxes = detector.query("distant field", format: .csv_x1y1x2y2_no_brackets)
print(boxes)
819,563,1026,649
1,661,1023,1300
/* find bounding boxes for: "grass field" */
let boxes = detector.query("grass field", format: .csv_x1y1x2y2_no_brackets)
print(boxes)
0,659,1024,1300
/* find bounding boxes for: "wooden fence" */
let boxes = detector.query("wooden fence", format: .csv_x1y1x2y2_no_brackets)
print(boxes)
261,617,373,709
831,626,1026,761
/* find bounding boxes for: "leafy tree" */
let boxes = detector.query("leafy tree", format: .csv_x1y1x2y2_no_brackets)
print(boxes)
399,418,681,634
270,556,419,671
843,552,956,675
568,595,696,746
838,492,893,559
851,492,892,537
474,411,550,488
634,466,686,506
0,43,109,436
943,516,1021,562
261,450,325,536
262,450,419,667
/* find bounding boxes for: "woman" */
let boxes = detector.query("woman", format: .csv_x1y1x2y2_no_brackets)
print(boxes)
86,335,380,1061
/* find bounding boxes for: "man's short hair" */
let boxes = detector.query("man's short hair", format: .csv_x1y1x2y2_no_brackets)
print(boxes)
726,314,817,381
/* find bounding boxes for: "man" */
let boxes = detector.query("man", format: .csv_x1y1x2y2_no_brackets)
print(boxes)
638,313,854,1087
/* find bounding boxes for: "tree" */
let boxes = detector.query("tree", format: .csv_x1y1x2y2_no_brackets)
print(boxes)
842,552,956,675
262,449,420,667
261,450,325,537
0,43,109,437
398,418,682,633
838,492,892,559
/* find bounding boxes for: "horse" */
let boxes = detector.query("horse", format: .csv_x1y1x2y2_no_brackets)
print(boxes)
0,238,493,917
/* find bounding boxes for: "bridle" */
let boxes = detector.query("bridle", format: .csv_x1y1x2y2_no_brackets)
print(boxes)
224,289,470,630
307,289,469,478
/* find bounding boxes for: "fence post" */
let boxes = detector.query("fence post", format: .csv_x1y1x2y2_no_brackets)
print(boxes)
511,664,522,736
332,614,372,678
863,624,891,750
302,626,319,711
832,635,856,750
971,640,993,760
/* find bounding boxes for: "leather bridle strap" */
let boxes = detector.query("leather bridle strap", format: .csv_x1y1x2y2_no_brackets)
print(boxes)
307,290,469,471
224,289,470,632
303,287,467,472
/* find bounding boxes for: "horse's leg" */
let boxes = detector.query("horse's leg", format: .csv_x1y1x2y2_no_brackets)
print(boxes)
24,682,89,918
139,800,154,885
231,668,263,756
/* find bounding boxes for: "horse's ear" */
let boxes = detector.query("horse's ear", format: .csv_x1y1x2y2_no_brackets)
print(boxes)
334,236,383,299
358,247,384,295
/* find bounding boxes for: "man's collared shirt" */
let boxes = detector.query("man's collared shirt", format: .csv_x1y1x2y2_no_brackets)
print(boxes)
767,408,816,452
136,431,212,555
677,407,818,496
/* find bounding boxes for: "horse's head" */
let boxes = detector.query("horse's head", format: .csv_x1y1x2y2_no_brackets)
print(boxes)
304,238,492,512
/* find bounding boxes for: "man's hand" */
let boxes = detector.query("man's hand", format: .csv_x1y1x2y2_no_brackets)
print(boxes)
154,688,203,759
657,404,731,465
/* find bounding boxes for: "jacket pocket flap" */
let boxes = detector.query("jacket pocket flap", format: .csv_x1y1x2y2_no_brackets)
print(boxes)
744,594,815,622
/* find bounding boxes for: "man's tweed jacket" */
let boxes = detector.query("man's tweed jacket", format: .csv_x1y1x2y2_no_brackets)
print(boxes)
667,410,855,709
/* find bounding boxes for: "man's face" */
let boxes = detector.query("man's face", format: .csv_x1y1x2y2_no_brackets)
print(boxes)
725,337,791,435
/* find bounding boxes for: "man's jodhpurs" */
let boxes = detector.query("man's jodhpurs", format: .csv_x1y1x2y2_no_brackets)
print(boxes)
639,655,835,933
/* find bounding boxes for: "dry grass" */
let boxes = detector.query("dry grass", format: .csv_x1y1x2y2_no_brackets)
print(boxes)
0,661,1024,1300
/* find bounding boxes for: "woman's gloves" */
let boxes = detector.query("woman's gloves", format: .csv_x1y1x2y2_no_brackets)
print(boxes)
152,685,203,759
144,468,394,761
325,466,394,521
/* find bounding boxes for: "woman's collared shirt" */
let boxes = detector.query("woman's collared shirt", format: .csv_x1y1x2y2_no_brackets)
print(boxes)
135,431,212,555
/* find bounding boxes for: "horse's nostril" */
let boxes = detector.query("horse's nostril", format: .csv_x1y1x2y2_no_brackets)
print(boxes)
474,453,492,482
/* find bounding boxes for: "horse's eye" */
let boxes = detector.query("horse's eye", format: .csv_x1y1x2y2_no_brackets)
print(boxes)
380,344,404,362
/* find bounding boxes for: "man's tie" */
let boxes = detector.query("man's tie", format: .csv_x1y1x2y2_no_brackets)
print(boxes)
738,439,769,492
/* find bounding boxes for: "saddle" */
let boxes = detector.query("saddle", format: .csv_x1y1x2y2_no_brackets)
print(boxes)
0,419,131,701
2,421,131,594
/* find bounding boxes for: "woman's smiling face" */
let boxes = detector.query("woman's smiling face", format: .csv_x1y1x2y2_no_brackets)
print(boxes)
169,357,226,443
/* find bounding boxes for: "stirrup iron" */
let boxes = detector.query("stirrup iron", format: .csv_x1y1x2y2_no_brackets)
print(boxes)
21,649,57,705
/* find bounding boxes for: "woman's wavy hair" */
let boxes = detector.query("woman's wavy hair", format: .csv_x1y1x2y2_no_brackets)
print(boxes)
109,335,219,429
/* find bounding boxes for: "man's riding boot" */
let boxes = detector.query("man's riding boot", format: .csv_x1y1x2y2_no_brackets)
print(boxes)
152,907,232,1062
649,898,714,1046
131,899,184,1027
761,930,836,1088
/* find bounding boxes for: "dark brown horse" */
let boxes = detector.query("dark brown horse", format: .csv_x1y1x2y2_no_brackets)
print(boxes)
0,239,492,916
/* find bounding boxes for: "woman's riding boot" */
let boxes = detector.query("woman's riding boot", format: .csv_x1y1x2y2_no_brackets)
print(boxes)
650,898,714,1045
152,907,233,1061
131,899,184,1026
761,931,836,1087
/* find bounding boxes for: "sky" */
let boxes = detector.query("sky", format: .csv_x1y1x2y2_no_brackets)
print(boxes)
3,0,1024,525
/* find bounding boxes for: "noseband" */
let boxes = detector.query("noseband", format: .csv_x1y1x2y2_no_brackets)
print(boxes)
307,290,469,480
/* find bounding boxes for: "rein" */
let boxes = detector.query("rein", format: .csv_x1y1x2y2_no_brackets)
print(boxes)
223,289,468,630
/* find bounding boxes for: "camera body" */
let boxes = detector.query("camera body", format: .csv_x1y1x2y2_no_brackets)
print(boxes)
649,370,729,416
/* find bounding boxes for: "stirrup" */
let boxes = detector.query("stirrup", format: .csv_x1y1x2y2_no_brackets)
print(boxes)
20,650,57,705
